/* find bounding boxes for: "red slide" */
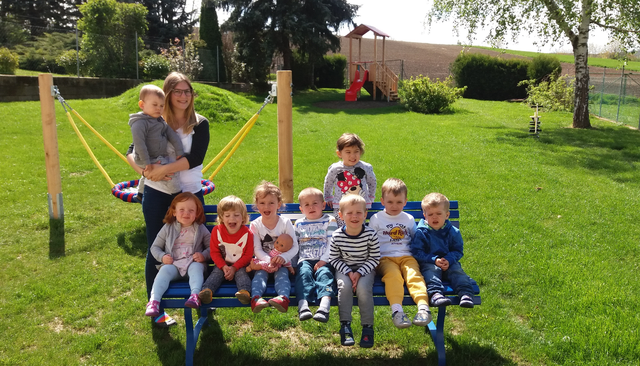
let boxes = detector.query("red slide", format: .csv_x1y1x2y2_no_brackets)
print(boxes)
345,69,368,101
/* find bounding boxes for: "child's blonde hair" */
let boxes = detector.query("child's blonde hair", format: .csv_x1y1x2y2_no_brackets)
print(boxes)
298,187,324,203
253,180,283,205
139,84,165,101
338,194,367,213
381,178,407,199
336,132,365,154
216,195,249,225
421,192,450,212
163,192,205,225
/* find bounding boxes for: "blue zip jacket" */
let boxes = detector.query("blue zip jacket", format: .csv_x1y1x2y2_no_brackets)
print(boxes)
410,219,464,267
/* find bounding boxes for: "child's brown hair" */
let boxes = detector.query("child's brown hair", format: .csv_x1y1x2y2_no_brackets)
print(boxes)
421,192,450,212
381,177,407,199
298,187,324,203
139,84,165,101
163,192,205,225
253,180,283,206
336,132,365,154
216,195,249,225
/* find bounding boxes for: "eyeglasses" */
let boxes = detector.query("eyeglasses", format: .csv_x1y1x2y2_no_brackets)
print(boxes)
172,89,193,97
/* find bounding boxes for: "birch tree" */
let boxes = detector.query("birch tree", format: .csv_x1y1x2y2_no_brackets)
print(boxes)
429,0,640,128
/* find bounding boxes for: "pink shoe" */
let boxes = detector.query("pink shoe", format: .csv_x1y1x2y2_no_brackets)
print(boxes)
145,300,160,317
184,294,201,308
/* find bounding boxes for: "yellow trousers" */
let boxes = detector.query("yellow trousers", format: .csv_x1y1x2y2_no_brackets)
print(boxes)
377,256,428,306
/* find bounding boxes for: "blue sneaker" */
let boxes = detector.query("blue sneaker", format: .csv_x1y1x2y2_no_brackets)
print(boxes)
339,322,355,346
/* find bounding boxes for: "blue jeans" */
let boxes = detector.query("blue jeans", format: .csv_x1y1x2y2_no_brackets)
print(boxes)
295,260,335,303
420,261,473,297
142,186,204,299
149,262,205,302
251,267,291,298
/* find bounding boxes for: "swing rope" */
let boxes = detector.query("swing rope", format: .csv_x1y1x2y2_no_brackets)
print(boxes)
54,87,272,189
201,94,272,181
54,88,116,187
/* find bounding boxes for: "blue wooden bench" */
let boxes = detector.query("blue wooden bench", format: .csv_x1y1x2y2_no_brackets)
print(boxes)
160,201,481,366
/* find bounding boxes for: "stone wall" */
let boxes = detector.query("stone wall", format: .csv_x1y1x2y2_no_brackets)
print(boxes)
0,75,251,102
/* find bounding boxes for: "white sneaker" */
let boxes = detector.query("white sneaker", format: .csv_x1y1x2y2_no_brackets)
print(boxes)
392,311,411,329
412,309,433,326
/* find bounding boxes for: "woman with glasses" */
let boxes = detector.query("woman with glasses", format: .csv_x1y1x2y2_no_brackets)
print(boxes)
127,72,211,305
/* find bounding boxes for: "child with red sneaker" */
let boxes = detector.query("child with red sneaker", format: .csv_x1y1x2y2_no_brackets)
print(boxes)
199,195,254,305
249,181,299,313
145,192,211,318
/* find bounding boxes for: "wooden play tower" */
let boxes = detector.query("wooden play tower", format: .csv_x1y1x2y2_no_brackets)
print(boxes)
344,24,399,102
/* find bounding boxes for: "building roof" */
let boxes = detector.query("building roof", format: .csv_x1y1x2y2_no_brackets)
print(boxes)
344,24,390,39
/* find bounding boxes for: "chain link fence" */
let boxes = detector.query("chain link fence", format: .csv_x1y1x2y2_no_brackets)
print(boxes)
589,66,640,127
0,16,224,81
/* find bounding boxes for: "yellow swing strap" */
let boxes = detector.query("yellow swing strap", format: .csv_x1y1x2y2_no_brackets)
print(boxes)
53,89,116,187
70,109,129,164
201,94,272,180
64,110,116,187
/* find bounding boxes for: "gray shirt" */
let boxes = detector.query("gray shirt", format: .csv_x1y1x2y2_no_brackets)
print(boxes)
129,112,184,167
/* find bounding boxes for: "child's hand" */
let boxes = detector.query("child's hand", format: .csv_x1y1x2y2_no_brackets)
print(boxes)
249,261,262,271
326,202,333,208
348,271,361,292
162,254,173,264
287,266,296,275
193,252,205,263
435,258,449,271
223,265,237,281
271,255,286,265
314,260,327,272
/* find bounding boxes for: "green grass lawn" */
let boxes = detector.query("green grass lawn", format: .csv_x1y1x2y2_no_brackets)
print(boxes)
472,46,640,72
2,85,640,365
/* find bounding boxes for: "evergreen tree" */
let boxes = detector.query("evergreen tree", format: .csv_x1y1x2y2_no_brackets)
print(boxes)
121,0,196,51
217,0,357,86
198,0,226,82
0,0,82,31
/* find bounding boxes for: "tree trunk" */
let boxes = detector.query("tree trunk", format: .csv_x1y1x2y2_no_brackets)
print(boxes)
571,1,592,129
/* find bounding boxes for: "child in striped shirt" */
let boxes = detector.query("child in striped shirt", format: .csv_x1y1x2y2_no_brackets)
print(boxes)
329,194,380,348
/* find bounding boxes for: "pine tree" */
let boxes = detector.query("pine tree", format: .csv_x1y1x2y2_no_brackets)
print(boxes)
198,0,226,82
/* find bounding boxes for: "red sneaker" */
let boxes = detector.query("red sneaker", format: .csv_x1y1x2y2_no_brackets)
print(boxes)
251,296,269,313
268,295,289,313
145,300,160,317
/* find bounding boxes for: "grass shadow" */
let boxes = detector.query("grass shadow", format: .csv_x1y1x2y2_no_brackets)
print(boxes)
151,322,188,366
116,226,147,258
499,125,640,184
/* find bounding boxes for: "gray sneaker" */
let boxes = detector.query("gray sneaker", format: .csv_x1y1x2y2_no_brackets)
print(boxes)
392,311,412,329
459,294,474,308
412,309,432,326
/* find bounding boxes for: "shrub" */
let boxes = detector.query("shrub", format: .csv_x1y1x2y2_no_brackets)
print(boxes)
14,32,75,74
0,47,19,74
520,74,575,112
398,75,466,114
528,55,561,83
160,35,204,81
316,54,347,88
450,52,528,100
142,54,171,80
56,49,89,75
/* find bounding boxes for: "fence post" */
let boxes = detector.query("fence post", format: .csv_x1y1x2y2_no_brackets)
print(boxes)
135,31,139,80
616,65,624,122
75,23,80,78
599,67,605,116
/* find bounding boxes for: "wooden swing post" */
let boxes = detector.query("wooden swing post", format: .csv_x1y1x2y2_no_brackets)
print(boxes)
39,73,65,257
277,71,294,203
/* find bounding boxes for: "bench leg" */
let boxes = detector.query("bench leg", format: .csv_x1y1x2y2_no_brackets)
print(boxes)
184,308,195,366
426,307,447,366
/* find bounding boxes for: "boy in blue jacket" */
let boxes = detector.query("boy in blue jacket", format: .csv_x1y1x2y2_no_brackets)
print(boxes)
410,192,474,308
